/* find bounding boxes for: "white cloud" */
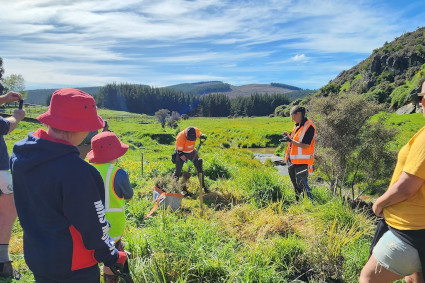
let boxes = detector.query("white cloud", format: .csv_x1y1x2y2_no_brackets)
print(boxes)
0,0,423,89
291,54,308,62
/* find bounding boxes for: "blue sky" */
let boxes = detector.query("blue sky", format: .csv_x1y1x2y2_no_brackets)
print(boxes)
1,0,424,90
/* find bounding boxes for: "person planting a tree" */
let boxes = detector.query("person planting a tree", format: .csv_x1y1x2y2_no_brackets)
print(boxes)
173,126,209,196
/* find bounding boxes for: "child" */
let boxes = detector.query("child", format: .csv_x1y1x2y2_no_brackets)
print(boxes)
11,88,126,282
87,131,133,283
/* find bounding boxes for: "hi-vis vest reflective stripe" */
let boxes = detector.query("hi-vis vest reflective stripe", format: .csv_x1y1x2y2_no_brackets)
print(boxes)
175,127,201,153
285,120,316,172
93,163,126,241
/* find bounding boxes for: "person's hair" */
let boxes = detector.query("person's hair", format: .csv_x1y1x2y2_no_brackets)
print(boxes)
49,126,71,135
290,105,306,119
49,126,82,140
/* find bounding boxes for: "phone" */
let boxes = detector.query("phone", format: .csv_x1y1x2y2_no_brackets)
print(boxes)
19,100,23,110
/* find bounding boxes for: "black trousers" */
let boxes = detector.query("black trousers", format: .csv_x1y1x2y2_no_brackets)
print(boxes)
33,264,100,283
288,163,308,201
173,150,203,178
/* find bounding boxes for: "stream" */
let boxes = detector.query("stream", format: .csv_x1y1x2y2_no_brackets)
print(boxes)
245,148,288,176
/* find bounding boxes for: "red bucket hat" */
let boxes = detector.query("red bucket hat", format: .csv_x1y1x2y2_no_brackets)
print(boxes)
37,88,104,132
87,132,129,163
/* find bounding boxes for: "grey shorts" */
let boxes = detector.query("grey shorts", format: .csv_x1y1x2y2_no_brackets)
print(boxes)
0,170,13,195
372,230,421,276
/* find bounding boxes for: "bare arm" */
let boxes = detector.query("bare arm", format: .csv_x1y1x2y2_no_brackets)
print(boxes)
5,109,25,133
0,92,25,133
289,140,310,149
373,171,424,217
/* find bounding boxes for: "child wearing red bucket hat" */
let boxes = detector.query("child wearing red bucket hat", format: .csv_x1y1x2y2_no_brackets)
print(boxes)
10,88,126,282
87,131,133,283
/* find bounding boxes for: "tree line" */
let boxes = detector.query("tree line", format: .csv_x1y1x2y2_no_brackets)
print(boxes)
92,83,290,117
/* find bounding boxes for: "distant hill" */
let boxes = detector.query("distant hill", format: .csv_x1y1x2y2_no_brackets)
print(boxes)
270,82,302,91
26,87,102,105
164,81,231,95
163,81,313,100
27,82,313,106
311,26,425,110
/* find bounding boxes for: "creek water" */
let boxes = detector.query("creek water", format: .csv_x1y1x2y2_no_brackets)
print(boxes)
245,148,289,176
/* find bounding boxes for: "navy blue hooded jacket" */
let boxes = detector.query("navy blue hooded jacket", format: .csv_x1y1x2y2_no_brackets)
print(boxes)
10,129,119,279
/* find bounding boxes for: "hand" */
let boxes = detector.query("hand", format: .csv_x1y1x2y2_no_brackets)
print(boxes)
200,134,207,140
372,201,384,217
180,155,187,162
110,251,127,274
13,109,25,122
281,132,292,142
1,92,23,104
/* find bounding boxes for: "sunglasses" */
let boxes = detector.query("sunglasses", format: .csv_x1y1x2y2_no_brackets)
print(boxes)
418,92,425,102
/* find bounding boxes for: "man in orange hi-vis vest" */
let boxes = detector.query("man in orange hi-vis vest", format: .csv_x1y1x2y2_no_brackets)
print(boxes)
173,126,209,196
283,106,316,202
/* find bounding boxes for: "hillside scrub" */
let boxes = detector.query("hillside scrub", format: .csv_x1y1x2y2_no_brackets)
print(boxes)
308,94,397,198
4,108,419,282
307,26,425,111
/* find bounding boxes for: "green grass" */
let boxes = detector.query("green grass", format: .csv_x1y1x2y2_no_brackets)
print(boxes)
4,108,419,282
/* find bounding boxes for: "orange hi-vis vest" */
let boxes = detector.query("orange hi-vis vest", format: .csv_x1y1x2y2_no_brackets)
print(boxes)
176,127,201,153
285,119,316,172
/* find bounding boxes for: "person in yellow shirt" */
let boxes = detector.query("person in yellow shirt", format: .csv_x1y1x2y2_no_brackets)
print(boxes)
360,81,425,283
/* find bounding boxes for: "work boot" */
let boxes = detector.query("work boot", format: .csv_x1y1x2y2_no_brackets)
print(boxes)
0,261,21,280
104,273,119,283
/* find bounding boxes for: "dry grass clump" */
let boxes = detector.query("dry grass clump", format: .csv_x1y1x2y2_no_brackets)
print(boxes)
215,204,294,242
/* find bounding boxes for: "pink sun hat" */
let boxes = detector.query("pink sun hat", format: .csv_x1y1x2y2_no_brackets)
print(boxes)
37,88,104,132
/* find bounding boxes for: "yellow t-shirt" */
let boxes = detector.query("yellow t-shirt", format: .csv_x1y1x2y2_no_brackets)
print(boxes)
384,126,425,230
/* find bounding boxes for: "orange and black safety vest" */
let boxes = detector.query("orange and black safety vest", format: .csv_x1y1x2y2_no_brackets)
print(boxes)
285,119,316,172
176,127,201,153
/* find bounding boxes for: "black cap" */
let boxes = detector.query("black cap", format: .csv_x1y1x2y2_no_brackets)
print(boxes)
186,127,196,141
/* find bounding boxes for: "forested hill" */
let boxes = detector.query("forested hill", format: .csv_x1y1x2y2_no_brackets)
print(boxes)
26,86,103,105
313,26,425,110
164,81,313,101
26,81,313,108
164,81,301,95
95,83,292,117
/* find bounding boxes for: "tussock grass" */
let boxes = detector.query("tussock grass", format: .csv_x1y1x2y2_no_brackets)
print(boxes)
215,204,294,242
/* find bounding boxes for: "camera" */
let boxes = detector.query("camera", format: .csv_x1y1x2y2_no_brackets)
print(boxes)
279,134,291,142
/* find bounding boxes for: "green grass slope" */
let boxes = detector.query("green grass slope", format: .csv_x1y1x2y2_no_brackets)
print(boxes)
5,108,422,282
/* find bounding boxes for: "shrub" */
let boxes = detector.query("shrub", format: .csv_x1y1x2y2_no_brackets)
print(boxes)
204,157,232,180
220,142,230,148
390,84,410,108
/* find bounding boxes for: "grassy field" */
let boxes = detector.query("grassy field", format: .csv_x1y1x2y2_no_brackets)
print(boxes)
2,108,423,282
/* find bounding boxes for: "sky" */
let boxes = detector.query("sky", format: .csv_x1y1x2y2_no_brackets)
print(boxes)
1,0,425,90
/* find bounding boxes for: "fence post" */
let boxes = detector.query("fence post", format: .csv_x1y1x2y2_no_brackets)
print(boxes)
140,147,145,178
